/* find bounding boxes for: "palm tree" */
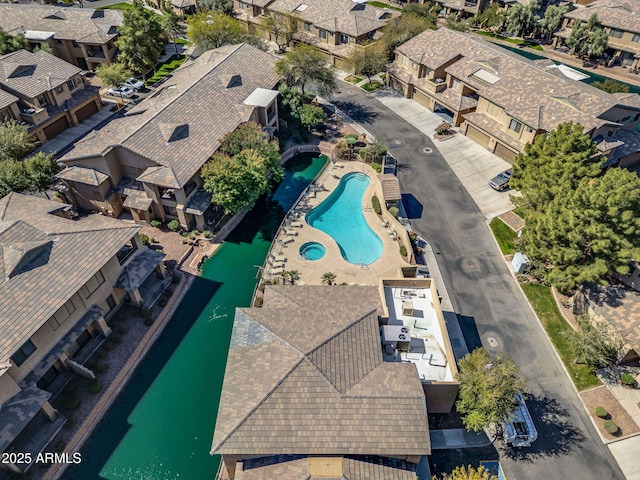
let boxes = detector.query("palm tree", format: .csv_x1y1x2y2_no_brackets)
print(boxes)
321,272,336,285
279,271,288,285
287,270,300,285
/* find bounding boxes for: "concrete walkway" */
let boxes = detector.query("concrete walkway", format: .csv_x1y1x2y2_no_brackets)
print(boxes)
35,101,121,158
609,435,640,480
430,428,492,450
372,89,515,219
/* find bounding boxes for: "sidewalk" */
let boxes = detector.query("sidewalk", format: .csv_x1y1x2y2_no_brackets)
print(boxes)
371,89,515,219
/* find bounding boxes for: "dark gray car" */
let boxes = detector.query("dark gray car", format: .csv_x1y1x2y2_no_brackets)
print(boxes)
489,168,513,191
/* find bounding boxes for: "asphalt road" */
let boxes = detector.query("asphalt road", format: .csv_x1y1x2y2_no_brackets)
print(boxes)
331,83,624,480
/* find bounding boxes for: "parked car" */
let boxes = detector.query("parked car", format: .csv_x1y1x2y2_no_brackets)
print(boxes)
122,77,144,91
107,86,135,98
489,169,513,191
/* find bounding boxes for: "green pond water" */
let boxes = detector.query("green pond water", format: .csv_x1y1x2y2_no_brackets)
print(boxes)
62,153,327,480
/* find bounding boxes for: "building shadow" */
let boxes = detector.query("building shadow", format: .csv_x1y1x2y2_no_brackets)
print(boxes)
401,193,424,219
500,394,585,462
456,315,483,352
429,445,500,479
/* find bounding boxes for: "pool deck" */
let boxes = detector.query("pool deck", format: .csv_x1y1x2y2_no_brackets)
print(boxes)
263,161,412,286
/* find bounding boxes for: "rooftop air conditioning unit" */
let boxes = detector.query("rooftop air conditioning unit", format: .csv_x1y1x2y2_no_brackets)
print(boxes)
381,325,411,352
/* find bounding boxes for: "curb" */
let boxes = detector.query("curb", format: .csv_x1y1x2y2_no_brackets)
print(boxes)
45,272,196,480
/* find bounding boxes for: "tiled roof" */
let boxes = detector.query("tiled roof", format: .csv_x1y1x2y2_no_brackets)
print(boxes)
564,0,640,34
379,173,401,201
268,0,394,37
56,166,109,186
232,455,418,479
211,285,430,457
114,248,165,291
60,43,279,187
0,3,123,44
0,89,18,110
396,28,640,132
0,192,139,364
0,49,81,99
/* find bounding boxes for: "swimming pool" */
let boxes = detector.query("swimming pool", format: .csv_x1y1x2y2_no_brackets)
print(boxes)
306,172,383,265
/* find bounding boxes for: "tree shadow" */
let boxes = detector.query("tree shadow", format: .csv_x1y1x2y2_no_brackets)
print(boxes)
331,99,379,125
582,282,630,309
401,193,423,219
499,394,585,462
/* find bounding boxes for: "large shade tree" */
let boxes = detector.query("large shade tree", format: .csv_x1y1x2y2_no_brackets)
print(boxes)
201,122,282,214
275,44,336,97
456,348,526,433
565,13,608,59
0,27,28,55
96,62,131,89
505,0,540,38
348,42,388,83
115,0,164,75
161,1,187,55
187,11,263,51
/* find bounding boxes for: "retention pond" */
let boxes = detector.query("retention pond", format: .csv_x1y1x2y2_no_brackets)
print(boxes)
62,153,327,480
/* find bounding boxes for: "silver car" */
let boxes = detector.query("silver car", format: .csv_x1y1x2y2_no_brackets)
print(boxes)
489,169,513,191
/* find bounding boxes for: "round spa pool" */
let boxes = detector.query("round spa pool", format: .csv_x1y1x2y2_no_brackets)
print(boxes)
299,242,326,261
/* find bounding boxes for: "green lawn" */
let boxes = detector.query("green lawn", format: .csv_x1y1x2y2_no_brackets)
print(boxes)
474,31,544,51
521,283,600,390
345,75,363,84
361,81,383,92
489,217,517,255
97,2,135,11
366,1,402,10
146,55,187,86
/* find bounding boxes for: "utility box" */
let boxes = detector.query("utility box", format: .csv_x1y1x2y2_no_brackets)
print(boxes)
512,252,530,274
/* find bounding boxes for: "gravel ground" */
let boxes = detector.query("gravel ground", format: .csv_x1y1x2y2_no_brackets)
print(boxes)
581,386,640,441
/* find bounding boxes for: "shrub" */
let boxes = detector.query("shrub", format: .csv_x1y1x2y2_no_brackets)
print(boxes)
604,419,619,435
164,288,174,298
54,440,66,452
370,162,382,173
96,349,107,359
203,230,213,238
400,245,408,257
117,326,129,335
139,233,151,246
159,298,168,307
435,122,452,135
389,206,399,218
189,231,198,239
95,362,108,373
595,406,608,418
88,378,101,394
621,372,636,386
171,273,181,284
144,317,154,326
181,230,191,238
167,220,180,232
112,334,123,344
409,231,418,243
371,195,382,215
344,133,359,141
254,297,264,307
150,220,162,228
150,237,156,243
182,239,188,244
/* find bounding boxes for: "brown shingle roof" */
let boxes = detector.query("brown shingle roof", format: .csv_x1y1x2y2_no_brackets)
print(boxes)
564,0,640,34
55,166,109,186
211,285,430,457
397,28,640,132
0,89,18,110
0,49,81,99
0,192,139,364
0,3,123,44
60,43,279,187
268,0,394,37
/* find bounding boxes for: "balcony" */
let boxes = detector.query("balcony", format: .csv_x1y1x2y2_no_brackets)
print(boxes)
86,49,106,59
20,106,49,126
421,78,448,94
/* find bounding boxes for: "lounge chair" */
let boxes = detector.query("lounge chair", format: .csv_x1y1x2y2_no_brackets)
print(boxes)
282,237,295,245
285,230,298,236
270,267,284,275
273,255,286,263
381,220,389,228
269,263,285,269
290,221,303,228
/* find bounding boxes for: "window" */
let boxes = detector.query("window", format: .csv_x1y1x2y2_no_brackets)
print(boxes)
49,299,76,330
106,294,117,312
340,34,348,44
37,94,48,106
72,41,79,48
609,28,624,38
11,340,36,367
411,61,418,70
451,78,460,90
0,108,14,122
81,270,105,299
163,204,178,216
267,103,276,122
56,39,63,45
117,239,138,265
621,116,631,122
183,179,197,197
508,119,522,134
67,79,77,91
319,29,327,39
486,102,501,117
633,33,640,43
633,113,640,122
257,7,263,14
304,22,311,31
55,85,64,94
526,126,534,133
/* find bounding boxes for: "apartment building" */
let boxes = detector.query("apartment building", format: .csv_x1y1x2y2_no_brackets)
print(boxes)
0,193,166,475
234,0,396,70
0,3,123,71
553,0,640,71
57,43,280,231
388,28,640,165
0,49,103,143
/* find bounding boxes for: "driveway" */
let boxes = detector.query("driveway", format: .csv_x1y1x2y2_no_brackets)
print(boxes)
330,82,624,480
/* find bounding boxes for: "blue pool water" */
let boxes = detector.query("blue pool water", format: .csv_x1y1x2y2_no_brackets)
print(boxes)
299,241,326,260
306,172,383,265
